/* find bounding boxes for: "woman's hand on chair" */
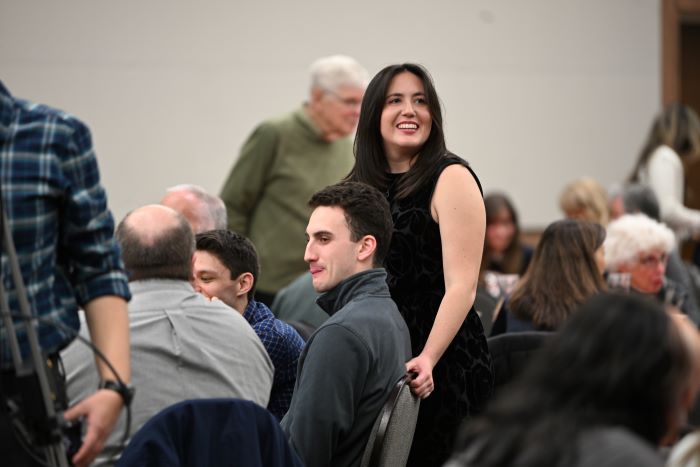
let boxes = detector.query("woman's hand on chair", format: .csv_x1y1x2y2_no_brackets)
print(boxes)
405,354,435,399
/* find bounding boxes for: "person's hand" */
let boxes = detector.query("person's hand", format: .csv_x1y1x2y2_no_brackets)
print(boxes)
405,354,436,399
64,389,124,467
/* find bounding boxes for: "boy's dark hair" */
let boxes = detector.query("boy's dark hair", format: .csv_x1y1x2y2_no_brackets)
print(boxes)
309,181,393,266
195,230,259,301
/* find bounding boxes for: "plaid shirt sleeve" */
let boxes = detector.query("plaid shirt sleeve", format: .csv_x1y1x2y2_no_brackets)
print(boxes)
0,82,129,364
55,112,130,305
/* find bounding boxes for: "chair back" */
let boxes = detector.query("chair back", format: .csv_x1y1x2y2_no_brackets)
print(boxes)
487,331,550,392
474,288,499,335
116,398,303,467
360,373,420,467
285,320,317,342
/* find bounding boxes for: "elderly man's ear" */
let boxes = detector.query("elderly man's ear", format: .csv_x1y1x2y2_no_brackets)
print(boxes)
309,86,325,105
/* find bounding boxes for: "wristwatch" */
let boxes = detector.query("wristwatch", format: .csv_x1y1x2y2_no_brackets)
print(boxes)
98,380,135,406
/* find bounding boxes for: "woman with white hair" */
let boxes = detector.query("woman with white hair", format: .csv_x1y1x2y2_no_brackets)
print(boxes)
605,213,690,312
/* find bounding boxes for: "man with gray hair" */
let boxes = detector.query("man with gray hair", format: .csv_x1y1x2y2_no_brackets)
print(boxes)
161,184,227,233
220,55,368,305
62,205,273,465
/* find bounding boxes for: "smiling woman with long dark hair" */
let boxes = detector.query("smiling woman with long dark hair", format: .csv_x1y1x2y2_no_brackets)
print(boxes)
347,63,493,466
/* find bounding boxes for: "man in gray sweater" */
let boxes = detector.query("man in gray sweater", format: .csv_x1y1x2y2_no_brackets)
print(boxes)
281,182,412,467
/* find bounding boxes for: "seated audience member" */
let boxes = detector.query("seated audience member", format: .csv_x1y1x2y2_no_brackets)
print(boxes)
272,271,328,329
609,182,662,222
62,205,273,465
448,293,695,467
605,213,693,315
480,192,533,278
622,183,662,221
281,182,412,467
560,177,610,226
160,184,227,233
608,183,626,221
620,185,700,324
491,220,606,335
193,230,304,420
651,312,700,467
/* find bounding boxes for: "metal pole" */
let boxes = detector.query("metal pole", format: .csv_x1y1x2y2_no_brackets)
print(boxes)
1,207,68,467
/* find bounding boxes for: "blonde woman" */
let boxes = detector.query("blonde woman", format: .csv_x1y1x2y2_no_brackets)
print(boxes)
560,177,610,226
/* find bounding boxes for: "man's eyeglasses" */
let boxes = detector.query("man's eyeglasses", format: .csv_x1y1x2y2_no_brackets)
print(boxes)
324,89,362,109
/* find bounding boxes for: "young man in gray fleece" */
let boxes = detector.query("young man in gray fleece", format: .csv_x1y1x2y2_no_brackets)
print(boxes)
281,181,412,467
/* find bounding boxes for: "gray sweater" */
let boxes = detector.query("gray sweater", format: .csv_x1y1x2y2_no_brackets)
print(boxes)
281,269,412,467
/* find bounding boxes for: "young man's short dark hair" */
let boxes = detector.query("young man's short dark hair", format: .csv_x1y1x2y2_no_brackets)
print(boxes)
195,230,260,300
308,181,393,266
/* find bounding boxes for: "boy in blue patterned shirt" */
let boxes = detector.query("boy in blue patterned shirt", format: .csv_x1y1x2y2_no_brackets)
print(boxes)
192,230,304,420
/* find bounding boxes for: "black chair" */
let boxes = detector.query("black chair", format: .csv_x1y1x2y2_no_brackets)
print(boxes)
286,320,317,342
474,287,504,336
474,289,499,336
360,374,421,467
116,398,303,467
487,331,551,392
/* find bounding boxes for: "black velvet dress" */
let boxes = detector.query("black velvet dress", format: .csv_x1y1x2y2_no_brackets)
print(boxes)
385,155,494,467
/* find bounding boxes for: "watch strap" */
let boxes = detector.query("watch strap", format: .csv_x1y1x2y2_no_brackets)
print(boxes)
98,379,134,406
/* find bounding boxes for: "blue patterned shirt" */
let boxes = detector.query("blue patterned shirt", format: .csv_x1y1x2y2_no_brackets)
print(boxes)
0,81,130,367
243,299,304,419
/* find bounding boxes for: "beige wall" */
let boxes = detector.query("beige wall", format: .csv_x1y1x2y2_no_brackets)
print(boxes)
0,0,660,226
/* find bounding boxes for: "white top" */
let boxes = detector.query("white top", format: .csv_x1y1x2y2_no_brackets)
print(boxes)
639,145,700,240
667,431,700,467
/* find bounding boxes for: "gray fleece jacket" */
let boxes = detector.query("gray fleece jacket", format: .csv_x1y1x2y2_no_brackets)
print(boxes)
281,268,412,467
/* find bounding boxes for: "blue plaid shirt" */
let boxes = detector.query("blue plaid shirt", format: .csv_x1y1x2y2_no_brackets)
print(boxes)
0,81,130,367
243,299,304,420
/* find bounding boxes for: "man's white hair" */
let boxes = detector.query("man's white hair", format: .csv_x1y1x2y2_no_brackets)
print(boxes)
309,55,368,92
164,184,227,231
604,213,676,270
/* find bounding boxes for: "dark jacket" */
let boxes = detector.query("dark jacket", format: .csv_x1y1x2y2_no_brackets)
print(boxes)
281,268,412,467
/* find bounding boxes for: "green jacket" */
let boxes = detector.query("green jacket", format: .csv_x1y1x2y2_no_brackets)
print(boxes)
220,106,354,293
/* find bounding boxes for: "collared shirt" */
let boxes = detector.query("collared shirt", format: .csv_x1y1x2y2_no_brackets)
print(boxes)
63,279,274,466
0,81,130,367
243,299,304,419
